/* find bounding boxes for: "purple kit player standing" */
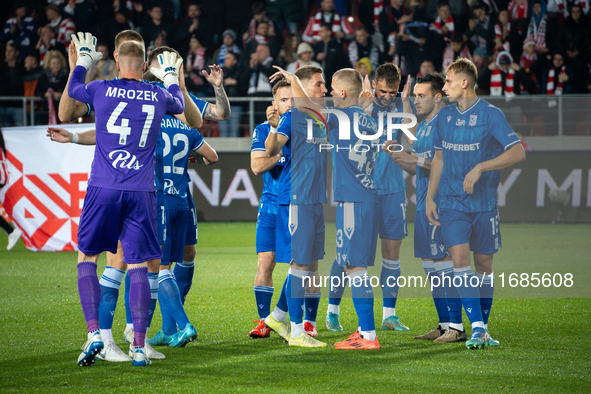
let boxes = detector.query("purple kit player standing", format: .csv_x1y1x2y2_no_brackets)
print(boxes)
67,32,185,367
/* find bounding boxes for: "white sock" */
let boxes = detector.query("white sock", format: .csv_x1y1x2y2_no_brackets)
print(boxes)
126,323,133,331
485,323,488,330
360,330,376,341
304,319,316,327
383,307,396,320
100,329,114,343
291,322,304,338
271,307,287,322
472,321,486,330
449,322,464,331
439,322,450,331
327,304,340,315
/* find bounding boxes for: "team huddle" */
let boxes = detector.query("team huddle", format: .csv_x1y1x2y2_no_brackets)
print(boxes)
51,27,525,366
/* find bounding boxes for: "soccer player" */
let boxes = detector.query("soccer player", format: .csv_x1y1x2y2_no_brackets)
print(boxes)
68,33,185,366
265,65,328,347
426,58,525,349
384,73,466,343
248,81,289,339
144,46,218,348
324,63,415,333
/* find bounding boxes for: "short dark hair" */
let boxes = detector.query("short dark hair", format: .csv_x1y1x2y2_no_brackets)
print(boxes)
450,33,464,43
319,22,332,31
114,30,144,51
374,62,401,87
272,80,291,97
294,65,324,82
252,1,265,15
147,46,181,65
437,2,450,9
416,72,445,96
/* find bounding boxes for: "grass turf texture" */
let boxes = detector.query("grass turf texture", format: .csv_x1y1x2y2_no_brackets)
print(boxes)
0,223,590,393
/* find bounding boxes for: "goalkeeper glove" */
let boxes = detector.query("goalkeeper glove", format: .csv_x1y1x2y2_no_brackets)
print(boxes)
70,32,102,70
150,51,183,89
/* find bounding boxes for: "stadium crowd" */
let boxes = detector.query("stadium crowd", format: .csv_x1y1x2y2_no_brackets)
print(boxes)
1,0,590,130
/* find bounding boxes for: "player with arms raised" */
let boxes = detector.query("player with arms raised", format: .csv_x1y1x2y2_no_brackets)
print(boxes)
68,33,184,366
426,58,525,349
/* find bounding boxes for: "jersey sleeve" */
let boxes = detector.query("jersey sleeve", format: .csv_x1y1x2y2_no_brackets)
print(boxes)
68,66,100,104
192,95,209,116
433,112,443,150
488,107,521,150
251,125,267,152
277,112,291,140
191,129,204,151
163,84,185,115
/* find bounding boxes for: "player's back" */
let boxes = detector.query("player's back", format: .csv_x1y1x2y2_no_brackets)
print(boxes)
252,121,286,214
434,98,520,212
290,108,328,205
328,105,378,203
276,111,292,206
90,78,178,191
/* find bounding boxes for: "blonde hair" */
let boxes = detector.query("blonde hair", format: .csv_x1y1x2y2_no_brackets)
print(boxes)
43,50,67,70
333,68,363,96
445,58,478,87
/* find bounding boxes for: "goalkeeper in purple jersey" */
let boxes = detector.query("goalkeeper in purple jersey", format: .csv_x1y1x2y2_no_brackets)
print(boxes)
67,32,184,367
426,58,525,350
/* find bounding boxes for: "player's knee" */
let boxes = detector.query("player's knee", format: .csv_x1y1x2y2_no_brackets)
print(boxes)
146,259,161,273
257,253,276,274
183,245,196,262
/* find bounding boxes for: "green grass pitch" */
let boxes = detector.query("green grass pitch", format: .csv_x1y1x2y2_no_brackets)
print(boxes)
0,222,590,393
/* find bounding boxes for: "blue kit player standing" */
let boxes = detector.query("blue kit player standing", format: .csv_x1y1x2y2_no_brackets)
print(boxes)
265,66,329,348
426,58,526,349
68,34,184,366
248,81,290,339
385,73,465,343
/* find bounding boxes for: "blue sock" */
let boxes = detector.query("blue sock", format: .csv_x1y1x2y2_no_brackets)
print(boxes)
124,271,133,325
99,267,125,330
454,267,484,328
328,259,347,307
476,271,494,326
287,269,306,325
426,261,450,325
380,259,400,310
276,276,289,313
350,271,375,333
147,272,159,329
173,260,194,305
158,270,190,336
254,286,274,320
304,292,321,323
439,262,463,327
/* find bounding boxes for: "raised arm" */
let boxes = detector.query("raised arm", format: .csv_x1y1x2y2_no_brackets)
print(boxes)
426,150,443,226
264,104,288,157
202,65,231,121
269,65,324,115
400,75,417,145
59,44,91,122
47,127,96,145
175,67,202,128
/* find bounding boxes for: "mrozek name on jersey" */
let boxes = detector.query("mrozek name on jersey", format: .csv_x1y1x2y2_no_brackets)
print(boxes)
105,87,159,102
442,141,480,151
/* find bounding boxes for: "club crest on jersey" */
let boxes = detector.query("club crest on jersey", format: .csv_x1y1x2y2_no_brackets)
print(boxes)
447,116,451,122
108,149,143,170
456,119,465,126
469,115,477,126
164,179,180,195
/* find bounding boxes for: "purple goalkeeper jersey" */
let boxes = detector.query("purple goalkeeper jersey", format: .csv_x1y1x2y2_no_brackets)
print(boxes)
68,66,185,191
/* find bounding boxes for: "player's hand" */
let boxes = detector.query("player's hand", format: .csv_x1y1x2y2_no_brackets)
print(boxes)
426,199,440,226
202,64,224,88
401,75,411,98
67,40,77,70
382,139,402,157
392,149,415,165
269,65,294,85
47,127,72,143
463,165,482,195
266,104,280,128
359,75,373,108
150,51,183,89
70,32,102,69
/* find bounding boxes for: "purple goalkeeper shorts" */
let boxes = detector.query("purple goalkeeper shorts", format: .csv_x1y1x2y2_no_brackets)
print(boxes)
77,186,163,264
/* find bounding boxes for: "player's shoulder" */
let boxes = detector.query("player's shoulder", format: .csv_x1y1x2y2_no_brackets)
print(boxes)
477,98,504,116
255,121,271,133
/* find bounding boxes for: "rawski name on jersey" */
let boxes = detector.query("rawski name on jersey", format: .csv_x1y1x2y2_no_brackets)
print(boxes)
109,149,144,170
105,87,159,101
441,141,481,151
161,117,191,130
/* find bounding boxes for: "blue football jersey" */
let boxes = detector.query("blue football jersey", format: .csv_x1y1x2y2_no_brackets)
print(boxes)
412,113,439,211
276,111,292,206
327,105,379,203
433,98,521,212
251,121,286,215
371,94,415,195
290,108,328,205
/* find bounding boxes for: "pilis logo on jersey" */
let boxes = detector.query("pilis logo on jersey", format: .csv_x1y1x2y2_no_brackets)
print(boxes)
469,115,478,126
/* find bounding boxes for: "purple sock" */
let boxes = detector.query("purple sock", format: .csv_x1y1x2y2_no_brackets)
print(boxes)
128,266,150,347
77,262,100,333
